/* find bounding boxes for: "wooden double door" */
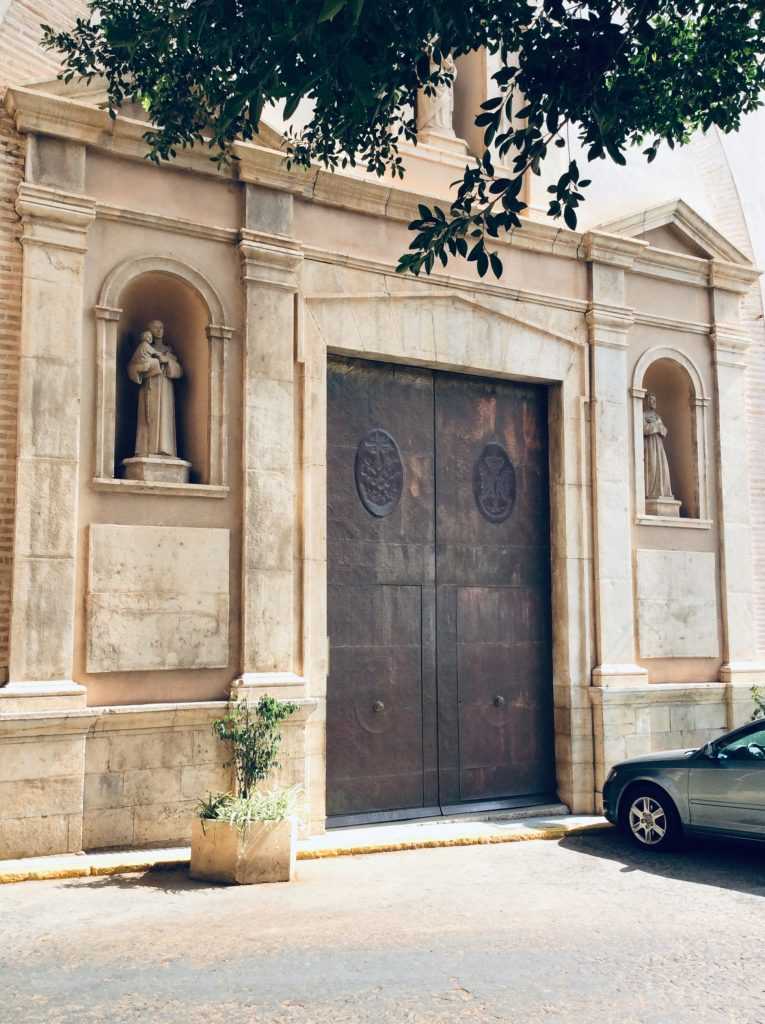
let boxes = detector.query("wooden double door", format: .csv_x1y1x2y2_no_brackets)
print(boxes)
326,356,555,825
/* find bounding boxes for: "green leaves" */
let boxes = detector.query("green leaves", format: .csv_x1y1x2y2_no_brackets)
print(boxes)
42,0,765,279
212,696,298,799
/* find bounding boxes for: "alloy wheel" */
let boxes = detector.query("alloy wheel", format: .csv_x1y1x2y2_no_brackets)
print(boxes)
628,795,668,846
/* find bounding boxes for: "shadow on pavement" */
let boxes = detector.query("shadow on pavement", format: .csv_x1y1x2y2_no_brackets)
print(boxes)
60,867,223,895
560,826,765,897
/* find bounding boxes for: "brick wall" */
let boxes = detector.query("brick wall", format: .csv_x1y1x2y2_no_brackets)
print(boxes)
0,0,87,674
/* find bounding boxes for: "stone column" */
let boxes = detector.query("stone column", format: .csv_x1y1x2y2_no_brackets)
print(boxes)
585,234,648,689
3,173,94,710
710,260,765,726
236,186,305,700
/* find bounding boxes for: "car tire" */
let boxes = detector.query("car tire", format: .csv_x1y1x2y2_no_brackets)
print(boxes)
620,783,682,851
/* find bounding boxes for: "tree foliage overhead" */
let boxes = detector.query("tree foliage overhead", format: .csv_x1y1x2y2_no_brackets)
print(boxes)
44,1,765,279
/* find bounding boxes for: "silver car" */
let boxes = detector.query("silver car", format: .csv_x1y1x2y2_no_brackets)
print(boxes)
603,719,765,850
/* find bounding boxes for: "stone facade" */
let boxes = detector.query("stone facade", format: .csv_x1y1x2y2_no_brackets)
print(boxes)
1,7,764,859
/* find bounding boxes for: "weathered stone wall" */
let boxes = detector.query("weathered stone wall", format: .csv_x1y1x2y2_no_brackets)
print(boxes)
591,683,729,808
0,700,318,859
0,0,88,675
0,105,22,676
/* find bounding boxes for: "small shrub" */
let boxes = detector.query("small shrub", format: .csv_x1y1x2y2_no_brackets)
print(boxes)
197,788,302,830
211,694,298,799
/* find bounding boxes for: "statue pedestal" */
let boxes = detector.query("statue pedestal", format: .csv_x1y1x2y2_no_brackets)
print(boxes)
417,128,469,155
645,496,681,518
122,455,191,484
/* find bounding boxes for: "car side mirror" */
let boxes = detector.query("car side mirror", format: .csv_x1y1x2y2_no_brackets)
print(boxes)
702,742,718,760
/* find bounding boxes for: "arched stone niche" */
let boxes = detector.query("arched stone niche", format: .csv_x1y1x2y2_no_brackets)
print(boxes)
631,347,711,524
94,257,231,494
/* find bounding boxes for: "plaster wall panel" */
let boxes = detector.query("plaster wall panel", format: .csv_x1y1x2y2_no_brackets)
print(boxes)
636,549,719,659
86,524,230,673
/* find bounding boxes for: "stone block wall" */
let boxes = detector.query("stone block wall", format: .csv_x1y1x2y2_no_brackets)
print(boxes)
590,682,729,807
82,704,231,850
0,699,319,860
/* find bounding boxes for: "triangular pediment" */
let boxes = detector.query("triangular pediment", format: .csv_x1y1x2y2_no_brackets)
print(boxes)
599,198,751,265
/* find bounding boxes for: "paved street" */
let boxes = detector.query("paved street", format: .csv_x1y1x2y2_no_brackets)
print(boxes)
1,828,763,1024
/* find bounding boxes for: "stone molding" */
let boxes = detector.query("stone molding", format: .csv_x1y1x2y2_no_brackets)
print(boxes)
302,245,589,313
582,231,646,269
94,255,232,487
15,181,95,253
239,229,303,291
630,346,711,522
711,324,752,368
585,304,635,349
306,290,584,350
96,201,238,244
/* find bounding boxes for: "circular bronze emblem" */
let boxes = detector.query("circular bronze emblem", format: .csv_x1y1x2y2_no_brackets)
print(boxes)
354,428,404,518
473,442,516,523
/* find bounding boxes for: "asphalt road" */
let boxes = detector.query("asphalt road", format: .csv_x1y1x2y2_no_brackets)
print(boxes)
1,828,764,1024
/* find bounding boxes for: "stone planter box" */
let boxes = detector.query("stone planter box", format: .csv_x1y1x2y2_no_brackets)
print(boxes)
189,817,297,884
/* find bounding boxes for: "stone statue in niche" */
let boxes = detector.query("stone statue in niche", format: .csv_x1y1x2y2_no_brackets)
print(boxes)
122,319,191,484
643,392,680,517
416,54,466,153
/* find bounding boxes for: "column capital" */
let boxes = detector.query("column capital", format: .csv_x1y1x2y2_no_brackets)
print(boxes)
711,325,751,368
16,182,95,252
93,304,122,322
582,231,646,269
709,258,761,295
586,303,635,349
239,229,303,291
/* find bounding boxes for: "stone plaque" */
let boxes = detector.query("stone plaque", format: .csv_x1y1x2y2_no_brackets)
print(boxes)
87,524,230,673
636,549,719,659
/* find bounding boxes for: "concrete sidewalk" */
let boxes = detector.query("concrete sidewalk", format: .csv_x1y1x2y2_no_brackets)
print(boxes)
0,811,610,884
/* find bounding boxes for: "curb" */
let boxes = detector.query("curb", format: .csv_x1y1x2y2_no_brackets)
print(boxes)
298,821,613,860
0,821,612,885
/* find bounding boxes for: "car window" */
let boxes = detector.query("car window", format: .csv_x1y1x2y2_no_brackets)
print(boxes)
718,726,765,762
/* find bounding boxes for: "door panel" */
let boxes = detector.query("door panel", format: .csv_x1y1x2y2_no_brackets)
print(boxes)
326,358,436,819
326,358,554,821
435,373,555,807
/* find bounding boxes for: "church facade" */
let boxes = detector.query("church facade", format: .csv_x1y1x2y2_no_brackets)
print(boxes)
1,3,764,858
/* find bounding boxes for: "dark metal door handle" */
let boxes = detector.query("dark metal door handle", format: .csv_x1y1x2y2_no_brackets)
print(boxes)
373,700,385,713
493,695,506,708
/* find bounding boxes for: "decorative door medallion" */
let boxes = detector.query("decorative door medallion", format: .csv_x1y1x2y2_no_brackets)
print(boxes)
473,442,516,523
354,428,404,517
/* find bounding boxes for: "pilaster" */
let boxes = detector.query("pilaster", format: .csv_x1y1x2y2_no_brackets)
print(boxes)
710,267,765,723
584,233,647,688
6,181,94,708
238,186,304,698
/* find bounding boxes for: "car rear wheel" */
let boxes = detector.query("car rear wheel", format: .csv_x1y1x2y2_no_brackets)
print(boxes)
621,784,682,851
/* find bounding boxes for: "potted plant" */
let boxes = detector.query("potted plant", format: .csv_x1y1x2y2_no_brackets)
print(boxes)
190,694,299,884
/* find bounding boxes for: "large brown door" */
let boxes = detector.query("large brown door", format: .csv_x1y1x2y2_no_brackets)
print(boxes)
326,356,554,825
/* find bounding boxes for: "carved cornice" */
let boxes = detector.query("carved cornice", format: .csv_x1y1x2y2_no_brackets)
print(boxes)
709,258,762,295
16,182,95,252
586,303,635,348
711,324,752,368
582,231,647,269
239,229,303,291
93,304,122,322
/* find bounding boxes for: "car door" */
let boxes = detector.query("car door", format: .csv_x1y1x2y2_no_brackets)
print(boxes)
688,723,765,836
